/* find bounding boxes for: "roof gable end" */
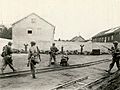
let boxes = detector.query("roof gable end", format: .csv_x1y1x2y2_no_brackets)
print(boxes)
12,13,55,27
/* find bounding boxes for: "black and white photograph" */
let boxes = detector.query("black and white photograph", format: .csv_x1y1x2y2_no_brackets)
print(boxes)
0,0,120,90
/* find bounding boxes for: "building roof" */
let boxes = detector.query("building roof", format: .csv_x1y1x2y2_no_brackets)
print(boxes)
70,35,85,42
12,13,55,28
92,26,120,38
0,24,5,27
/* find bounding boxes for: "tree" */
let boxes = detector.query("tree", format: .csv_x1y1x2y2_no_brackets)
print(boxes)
0,26,12,39
7,27,12,39
58,38,61,41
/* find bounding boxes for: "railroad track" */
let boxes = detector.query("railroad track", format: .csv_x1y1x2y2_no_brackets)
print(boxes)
0,59,111,78
80,73,114,90
51,76,88,90
83,70,120,90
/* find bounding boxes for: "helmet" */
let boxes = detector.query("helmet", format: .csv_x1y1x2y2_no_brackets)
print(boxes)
52,43,55,46
30,41,36,45
8,42,12,45
113,41,118,45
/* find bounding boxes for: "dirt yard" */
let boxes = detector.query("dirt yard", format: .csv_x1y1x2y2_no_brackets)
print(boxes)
0,54,117,90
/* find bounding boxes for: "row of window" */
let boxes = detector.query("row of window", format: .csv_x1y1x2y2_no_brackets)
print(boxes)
93,35,114,42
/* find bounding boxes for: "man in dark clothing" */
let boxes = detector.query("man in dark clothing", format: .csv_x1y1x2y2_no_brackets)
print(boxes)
1,42,16,73
107,41,120,73
48,43,59,66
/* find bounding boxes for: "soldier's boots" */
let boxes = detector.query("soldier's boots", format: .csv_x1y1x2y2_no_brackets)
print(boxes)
1,68,17,74
33,76,36,79
48,64,51,67
117,68,120,71
27,63,29,67
12,67,17,72
107,70,111,74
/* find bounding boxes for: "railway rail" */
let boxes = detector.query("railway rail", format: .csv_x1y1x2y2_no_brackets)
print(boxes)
83,70,120,90
0,59,111,79
79,73,115,90
51,76,88,90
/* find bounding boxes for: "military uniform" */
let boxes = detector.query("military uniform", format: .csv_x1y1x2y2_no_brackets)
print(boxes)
108,41,120,73
1,43,16,73
28,42,40,78
60,54,69,66
49,43,59,66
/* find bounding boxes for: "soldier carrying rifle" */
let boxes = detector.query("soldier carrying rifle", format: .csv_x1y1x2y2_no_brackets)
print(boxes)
48,43,59,66
103,41,120,73
1,42,16,73
27,41,41,78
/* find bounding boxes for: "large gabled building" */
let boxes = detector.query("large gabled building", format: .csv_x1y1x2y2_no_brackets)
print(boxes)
92,26,120,42
70,35,85,42
12,13,55,50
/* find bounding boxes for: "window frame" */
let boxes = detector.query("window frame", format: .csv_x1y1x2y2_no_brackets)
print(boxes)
27,29,32,34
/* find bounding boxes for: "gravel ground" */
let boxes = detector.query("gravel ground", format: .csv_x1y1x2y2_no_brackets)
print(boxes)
0,54,116,90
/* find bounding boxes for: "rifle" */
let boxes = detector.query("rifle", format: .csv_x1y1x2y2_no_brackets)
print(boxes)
36,46,41,62
101,45,112,51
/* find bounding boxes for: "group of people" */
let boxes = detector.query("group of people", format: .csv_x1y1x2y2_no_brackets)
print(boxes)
1,40,120,78
0,41,69,78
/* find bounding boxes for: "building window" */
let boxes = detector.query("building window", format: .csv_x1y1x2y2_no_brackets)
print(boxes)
27,29,32,34
101,37,103,42
99,38,101,42
108,37,110,41
31,18,36,23
0,28,2,32
104,37,106,42
111,35,113,40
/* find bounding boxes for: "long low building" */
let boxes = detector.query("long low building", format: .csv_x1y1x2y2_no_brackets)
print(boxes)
92,26,120,42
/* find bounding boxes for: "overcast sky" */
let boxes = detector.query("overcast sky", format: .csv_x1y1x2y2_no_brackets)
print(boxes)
0,0,120,40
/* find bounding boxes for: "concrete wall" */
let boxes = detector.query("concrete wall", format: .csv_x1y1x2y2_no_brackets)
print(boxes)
12,14,54,49
0,39,117,54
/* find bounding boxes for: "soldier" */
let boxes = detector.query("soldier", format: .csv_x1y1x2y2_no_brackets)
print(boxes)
28,41,41,78
1,42,16,73
80,45,84,54
107,41,120,73
60,53,69,66
61,45,64,54
48,43,59,66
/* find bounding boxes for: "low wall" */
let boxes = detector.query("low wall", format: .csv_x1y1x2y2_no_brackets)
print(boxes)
0,38,116,54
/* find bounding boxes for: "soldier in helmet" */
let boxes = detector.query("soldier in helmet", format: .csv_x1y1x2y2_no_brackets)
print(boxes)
107,41,120,73
48,43,59,66
1,42,16,73
28,41,41,78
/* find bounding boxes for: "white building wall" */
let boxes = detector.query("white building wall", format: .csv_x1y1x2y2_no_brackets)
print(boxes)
12,14,55,50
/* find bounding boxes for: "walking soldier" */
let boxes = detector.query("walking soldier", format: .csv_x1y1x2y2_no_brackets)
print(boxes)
28,41,41,78
1,42,16,73
107,41,120,73
49,43,59,66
